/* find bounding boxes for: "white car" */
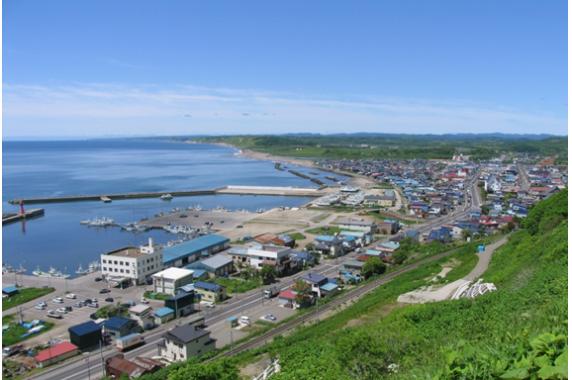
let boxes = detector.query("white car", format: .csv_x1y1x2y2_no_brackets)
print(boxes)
200,301,215,308
239,316,251,326
65,293,77,299
35,303,47,310
52,297,64,304
55,307,67,314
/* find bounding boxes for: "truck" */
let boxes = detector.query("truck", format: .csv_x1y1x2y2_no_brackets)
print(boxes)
115,333,145,352
263,286,279,299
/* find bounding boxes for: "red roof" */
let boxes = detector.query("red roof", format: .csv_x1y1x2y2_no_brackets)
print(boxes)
35,342,78,363
278,289,297,300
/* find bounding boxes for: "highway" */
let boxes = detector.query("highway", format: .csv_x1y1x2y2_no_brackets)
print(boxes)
28,171,482,380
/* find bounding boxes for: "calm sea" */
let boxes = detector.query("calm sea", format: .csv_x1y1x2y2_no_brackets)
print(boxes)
2,139,344,276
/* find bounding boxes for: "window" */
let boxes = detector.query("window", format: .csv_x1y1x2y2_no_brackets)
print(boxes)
102,259,107,264
125,270,130,274
120,269,124,273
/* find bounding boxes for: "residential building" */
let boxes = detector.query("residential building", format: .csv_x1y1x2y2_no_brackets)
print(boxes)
102,317,141,341
154,307,175,325
100,238,163,286
129,304,155,330
335,218,377,234
313,235,345,257
194,281,226,303
378,219,400,235
152,267,195,295
228,245,294,273
254,233,295,247
301,272,329,298
158,324,215,362
162,234,230,268
164,291,195,318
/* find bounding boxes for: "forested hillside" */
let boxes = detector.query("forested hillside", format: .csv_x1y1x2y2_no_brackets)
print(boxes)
141,190,567,380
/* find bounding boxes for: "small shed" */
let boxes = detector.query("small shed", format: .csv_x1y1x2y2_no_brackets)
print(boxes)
153,307,175,325
2,286,19,296
35,342,79,368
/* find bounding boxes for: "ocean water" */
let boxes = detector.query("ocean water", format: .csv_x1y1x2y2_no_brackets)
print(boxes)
2,139,345,276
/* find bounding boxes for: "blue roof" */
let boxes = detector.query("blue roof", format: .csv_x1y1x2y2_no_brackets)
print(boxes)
163,234,229,264
320,282,338,292
154,307,174,317
194,281,222,292
2,286,19,294
302,272,327,284
69,321,101,336
102,316,132,331
315,235,335,242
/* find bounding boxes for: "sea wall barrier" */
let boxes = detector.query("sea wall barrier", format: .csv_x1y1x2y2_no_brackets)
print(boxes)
9,186,326,205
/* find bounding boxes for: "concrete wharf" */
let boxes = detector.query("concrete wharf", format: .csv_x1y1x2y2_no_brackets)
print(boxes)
9,186,327,205
2,208,45,224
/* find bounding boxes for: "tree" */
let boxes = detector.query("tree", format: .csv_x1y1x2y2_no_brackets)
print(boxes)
392,251,407,265
168,359,239,380
292,279,313,307
362,257,387,279
260,265,277,285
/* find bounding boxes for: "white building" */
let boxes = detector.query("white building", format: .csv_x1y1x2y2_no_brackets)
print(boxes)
159,324,215,362
229,244,293,273
152,267,195,295
128,304,155,330
101,238,163,285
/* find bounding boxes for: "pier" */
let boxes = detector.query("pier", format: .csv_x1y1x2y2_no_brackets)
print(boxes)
9,186,328,205
2,208,45,225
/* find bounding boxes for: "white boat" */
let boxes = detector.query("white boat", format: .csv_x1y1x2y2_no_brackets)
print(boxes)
75,265,89,275
79,217,115,227
160,194,173,201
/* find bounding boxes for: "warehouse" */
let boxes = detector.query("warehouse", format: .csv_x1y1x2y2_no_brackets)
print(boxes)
35,342,79,368
186,254,235,278
68,321,102,350
162,234,230,268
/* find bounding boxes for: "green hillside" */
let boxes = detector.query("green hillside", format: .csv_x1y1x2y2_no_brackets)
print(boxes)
141,190,568,380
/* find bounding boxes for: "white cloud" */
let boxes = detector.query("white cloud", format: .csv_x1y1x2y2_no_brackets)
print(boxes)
3,83,567,138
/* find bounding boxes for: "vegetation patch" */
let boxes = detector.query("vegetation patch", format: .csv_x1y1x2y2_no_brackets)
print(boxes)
2,287,55,310
305,226,342,235
2,315,54,347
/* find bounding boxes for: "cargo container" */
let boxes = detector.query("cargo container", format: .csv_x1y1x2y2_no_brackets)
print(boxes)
115,333,144,352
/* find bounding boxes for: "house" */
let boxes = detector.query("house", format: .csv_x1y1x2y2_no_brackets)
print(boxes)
343,259,365,272
186,254,235,278
101,238,163,286
378,219,400,235
152,267,195,295
363,190,396,207
68,321,102,350
377,241,400,254
335,218,377,234
35,342,79,368
313,235,345,257
164,291,195,318
154,307,175,325
194,281,226,303
105,354,163,378
102,317,141,341
289,251,315,268
254,233,295,248
319,281,340,297
129,304,155,330
427,227,452,243
228,245,294,274
339,230,372,246
162,234,230,268
301,272,330,298
404,229,420,242
158,324,215,362
278,289,298,309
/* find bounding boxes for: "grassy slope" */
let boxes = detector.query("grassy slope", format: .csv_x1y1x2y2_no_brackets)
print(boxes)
2,287,55,311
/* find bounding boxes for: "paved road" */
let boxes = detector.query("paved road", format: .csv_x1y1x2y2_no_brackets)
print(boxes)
28,171,483,380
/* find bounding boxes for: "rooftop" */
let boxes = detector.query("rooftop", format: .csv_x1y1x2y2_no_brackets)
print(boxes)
165,324,210,344
194,281,222,292
35,342,78,363
154,307,175,317
102,246,145,258
103,316,133,331
152,267,194,281
196,254,233,270
163,234,229,264
68,321,101,336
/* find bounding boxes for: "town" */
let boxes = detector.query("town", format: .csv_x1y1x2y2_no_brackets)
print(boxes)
2,154,566,380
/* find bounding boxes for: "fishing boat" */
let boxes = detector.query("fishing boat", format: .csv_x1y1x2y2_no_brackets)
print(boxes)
75,265,89,275
160,193,173,201
79,217,115,227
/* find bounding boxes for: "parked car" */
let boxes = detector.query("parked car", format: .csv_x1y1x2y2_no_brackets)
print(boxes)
56,307,68,314
64,306,73,312
65,293,77,299
52,297,64,304
94,277,103,282
35,302,47,310
99,289,111,294
239,316,251,326
3,345,23,358
88,302,99,308
200,301,215,308
261,314,277,322
105,297,114,303
47,310,63,319
74,301,85,308
89,313,98,320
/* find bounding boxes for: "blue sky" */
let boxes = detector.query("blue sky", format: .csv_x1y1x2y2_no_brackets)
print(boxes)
3,0,568,138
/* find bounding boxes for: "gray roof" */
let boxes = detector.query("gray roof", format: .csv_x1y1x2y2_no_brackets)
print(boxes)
200,254,233,270
165,324,209,344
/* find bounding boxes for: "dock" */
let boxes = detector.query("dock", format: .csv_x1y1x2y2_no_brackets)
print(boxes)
2,208,45,225
9,186,328,205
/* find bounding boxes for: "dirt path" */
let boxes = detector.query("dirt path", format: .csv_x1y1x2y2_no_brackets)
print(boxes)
397,236,508,304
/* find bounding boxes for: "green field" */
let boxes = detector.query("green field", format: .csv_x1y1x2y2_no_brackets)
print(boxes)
187,134,568,162
2,287,55,311
2,315,54,347
305,226,342,235
213,277,262,294
287,232,306,241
